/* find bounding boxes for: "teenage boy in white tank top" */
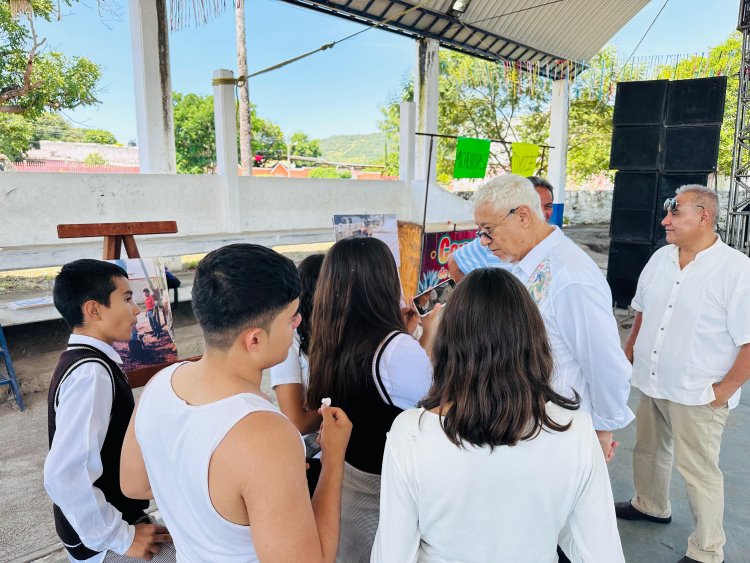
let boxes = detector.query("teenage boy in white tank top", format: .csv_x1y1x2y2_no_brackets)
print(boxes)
120,244,352,562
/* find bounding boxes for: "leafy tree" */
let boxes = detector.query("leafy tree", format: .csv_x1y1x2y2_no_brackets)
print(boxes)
83,152,106,165
0,1,101,117
309,167,352,179
172,91,300,173
380,50,550,184
83,128,116,144
173,92,216,174
290,132,322,158
31,112,82,144
0,114,34,160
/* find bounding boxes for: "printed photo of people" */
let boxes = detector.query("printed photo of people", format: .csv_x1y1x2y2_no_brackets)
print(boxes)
109,257,178,372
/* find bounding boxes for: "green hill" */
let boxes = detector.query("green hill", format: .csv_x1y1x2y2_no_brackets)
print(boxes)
318,133,387,165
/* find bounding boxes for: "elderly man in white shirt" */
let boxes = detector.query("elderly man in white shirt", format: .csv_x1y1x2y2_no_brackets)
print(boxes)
473,174,634,461
615,185,750,563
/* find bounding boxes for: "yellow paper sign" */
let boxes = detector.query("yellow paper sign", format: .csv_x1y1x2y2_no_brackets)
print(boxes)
511,143,539,176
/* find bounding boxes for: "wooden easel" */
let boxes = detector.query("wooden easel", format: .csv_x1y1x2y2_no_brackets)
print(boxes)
57,221,200,387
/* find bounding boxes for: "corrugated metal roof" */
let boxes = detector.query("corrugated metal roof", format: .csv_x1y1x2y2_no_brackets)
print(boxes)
277,0,651,78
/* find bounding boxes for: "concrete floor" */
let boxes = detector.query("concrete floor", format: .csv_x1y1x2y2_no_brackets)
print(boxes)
2,226,750,562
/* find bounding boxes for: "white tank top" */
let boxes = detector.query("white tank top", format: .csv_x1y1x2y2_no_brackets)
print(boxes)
136,363,300,562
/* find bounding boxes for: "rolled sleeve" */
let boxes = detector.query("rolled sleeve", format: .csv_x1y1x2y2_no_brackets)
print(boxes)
44,363,135,555
555,283,635,431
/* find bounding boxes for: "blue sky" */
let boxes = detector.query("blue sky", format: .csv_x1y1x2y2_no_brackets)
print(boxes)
35,0,740,143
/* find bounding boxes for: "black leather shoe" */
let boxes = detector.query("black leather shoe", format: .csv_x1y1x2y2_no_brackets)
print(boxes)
677,558,723,563
614,501,672,523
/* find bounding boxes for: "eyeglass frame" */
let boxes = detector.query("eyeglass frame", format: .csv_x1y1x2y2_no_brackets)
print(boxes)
663,197,705,215
476,207,519,242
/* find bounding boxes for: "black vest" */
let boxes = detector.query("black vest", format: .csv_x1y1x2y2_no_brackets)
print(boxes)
47,343,148,560
335,332,405,474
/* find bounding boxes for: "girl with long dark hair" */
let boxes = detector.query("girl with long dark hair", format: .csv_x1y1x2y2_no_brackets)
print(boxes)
306,237,436,562
372,268,625,562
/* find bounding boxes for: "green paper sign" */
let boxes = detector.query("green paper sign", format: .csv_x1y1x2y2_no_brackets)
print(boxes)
453,137,491,178
511,142,540,176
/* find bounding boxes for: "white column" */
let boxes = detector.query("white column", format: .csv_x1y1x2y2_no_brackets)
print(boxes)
128,0,176,174
548,77,570,227
213,69,241,232
414,38,439,184
399,101,416,184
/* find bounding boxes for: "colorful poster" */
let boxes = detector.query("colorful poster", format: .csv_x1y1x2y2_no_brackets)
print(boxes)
511,142,540,176
418,229,476,293
333,213,401,266
453,137,491,178
109,257,178,373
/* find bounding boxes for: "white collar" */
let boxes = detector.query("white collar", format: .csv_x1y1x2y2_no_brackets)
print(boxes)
669,235,723,264
514,226,564,278
68,334,123,365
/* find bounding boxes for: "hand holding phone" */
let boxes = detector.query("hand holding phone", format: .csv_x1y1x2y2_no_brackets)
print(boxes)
412,278,456,316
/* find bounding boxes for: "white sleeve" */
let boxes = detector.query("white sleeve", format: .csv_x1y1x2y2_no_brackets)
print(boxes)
558,423,625,562
269,337,303,388
554,283,635,431
380,335,433,410
371,431,420,563
44,363,135,555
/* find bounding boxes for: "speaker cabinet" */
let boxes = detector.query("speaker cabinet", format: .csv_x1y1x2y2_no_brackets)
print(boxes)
609,126,663,170
661,125,721,172
665,77,727,125
607,241,656,308
610,173,659,243
613,80,668,126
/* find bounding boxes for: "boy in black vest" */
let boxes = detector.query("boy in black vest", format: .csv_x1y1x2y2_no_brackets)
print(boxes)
44,259,172,562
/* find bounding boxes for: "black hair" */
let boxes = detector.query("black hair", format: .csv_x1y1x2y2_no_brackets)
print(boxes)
296,254,325,356
191,243,300,349
527,176,554,198
53,259,129,329
307,237,404,407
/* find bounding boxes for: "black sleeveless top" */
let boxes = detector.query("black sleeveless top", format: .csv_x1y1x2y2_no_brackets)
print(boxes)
333,332,405,475
47,343,148,560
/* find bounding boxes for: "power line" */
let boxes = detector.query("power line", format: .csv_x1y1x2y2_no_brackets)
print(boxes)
617,0,671,79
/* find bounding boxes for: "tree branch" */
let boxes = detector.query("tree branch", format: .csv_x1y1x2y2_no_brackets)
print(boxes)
0,15,46,106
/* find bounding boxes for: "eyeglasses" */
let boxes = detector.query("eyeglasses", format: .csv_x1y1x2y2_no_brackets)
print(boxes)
476,207,519,242
663,198,705,214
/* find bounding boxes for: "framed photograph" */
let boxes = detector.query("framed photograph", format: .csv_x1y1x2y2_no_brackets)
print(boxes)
108,257,178,372
333,213,400,266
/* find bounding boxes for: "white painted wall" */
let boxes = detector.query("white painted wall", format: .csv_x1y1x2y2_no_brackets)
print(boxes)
0,173,476,270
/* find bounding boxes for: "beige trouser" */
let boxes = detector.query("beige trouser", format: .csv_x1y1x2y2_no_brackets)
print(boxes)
631,390,729,563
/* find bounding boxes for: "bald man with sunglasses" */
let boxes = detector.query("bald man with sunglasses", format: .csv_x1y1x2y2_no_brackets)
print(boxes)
616,185,750,563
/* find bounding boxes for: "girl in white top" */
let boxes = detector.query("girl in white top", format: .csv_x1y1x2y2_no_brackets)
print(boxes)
372,268,625,563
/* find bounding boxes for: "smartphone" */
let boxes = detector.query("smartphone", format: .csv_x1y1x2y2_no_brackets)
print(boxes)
412,278,456,316
304,432,321,460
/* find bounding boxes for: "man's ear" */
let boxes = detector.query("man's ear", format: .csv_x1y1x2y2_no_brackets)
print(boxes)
516,205,533,225
240,327,265,352
82,299,101,322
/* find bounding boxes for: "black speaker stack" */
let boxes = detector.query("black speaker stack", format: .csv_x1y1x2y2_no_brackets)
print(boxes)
606,77,727,308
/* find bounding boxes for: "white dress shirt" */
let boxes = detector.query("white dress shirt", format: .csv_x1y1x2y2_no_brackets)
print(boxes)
44,335,135,563
631,239,750,408
510,227,634,431
371,406,625,563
